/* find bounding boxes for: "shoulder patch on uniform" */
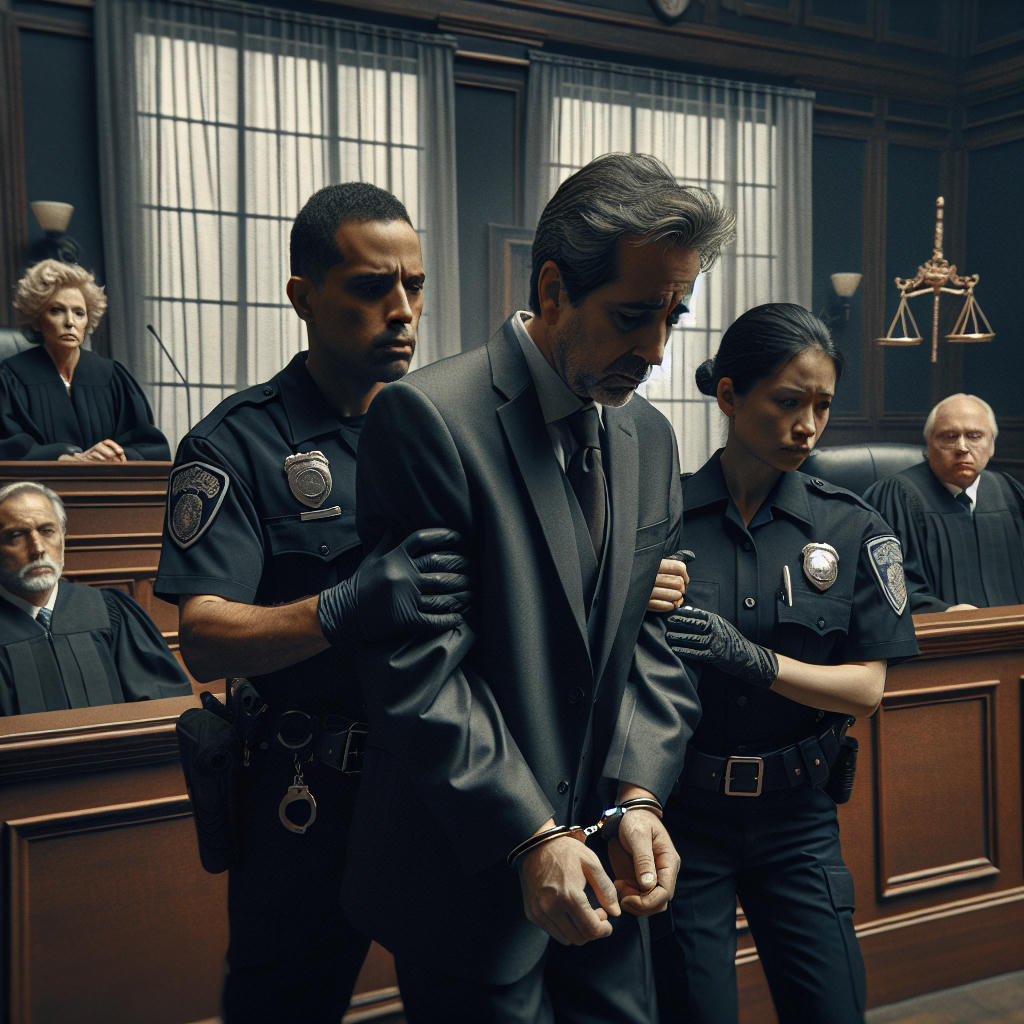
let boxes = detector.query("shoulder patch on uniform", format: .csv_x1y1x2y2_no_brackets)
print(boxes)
864,534,907,616
167,461,230,549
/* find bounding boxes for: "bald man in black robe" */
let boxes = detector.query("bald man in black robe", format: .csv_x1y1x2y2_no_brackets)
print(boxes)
864,394,1024,612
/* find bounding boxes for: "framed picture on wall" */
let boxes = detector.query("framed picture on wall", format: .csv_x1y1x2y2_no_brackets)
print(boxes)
488,224,534,335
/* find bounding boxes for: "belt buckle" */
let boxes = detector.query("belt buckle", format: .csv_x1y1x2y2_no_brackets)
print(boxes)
341,722,368,774
724,756,764,797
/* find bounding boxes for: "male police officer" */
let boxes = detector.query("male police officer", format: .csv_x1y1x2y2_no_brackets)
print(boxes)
155,183,468,1023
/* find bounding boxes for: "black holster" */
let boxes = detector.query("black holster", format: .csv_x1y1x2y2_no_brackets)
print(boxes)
175,689,241,874
824,733,859,804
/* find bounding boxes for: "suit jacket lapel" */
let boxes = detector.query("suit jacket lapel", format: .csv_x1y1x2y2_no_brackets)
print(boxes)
590,402,639,684
490,322,590,648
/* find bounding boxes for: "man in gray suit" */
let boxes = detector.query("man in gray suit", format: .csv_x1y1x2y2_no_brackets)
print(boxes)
344,154,736,1022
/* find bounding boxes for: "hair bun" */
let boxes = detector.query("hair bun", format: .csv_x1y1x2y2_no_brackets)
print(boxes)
694,359,717,396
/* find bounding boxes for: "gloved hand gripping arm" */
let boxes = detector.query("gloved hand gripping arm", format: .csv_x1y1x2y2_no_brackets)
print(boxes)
666,605,778,688
318,527,471,644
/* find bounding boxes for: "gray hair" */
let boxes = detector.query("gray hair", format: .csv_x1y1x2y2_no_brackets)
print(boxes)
923,393,999,442
0,481,67,534
528,152,736,311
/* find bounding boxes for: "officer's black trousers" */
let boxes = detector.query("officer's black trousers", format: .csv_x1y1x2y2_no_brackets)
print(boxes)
221,752,369,1024
653,785,866,1024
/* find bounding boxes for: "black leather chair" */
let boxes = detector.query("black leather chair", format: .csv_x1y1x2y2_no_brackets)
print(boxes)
0,327,32,364
801,442,924,496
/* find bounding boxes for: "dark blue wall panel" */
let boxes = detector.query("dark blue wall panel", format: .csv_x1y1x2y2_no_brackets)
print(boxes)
881,144,943,415
963,139,1023,426
455,82,518,348
813,134,866,418
20,28,104,284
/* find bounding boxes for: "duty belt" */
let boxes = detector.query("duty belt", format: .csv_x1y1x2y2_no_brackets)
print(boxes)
680,717,852,797
270,708,367,774
232,680,366,774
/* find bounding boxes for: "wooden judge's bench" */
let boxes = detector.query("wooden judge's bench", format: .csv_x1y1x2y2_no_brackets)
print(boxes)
0,464,1022,1023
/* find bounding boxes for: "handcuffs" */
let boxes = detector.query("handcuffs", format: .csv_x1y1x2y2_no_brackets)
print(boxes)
505,796,663,867
276,712,318,835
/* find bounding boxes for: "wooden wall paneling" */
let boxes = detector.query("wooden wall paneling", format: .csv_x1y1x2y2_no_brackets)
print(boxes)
805,0,875,39
0,700,406,1024
875,680,999,898
729,0,799,26
336,0,958,100
736,606,1024,1021
879,0,950,54
0,698,225,1024
7,797,224,1024
968,3,1024,57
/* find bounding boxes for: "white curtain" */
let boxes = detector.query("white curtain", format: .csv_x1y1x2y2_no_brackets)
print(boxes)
525,51,813,473
95,0,459,448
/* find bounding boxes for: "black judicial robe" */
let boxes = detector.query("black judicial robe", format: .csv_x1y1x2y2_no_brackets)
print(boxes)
0,346,170,461
864,461,1024,612
0,582,192,716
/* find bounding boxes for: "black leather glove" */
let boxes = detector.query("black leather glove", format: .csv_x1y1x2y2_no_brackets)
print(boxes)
317,527,470,644
666,605,778,688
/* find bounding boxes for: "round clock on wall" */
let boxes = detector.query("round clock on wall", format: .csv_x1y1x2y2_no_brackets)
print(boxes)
650,0,691,23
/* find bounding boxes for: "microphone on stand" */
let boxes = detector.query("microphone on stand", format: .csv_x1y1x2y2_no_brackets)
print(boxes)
146,323,193,429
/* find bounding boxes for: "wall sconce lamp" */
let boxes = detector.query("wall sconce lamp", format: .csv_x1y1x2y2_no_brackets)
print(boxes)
29,201,81,264
876,197,994,363
820,272,862,332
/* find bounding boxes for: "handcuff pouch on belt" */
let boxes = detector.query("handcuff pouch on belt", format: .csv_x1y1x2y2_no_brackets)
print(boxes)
824,727,859,804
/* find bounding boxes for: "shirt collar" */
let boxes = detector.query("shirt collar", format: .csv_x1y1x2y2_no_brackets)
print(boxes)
510,311,603,426
685,451,814,527
278,351,351,446
941,475,982,503
0,579,57,619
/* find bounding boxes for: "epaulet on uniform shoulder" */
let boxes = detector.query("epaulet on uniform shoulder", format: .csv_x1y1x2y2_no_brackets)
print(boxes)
187,379,279,437
800,472,875,509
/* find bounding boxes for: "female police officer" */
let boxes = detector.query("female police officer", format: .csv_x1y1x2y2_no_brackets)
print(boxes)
652,303,919,1023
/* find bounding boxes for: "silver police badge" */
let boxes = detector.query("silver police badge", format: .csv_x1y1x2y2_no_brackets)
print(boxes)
285,451,332,509
801,542,839,592
865,535,908,615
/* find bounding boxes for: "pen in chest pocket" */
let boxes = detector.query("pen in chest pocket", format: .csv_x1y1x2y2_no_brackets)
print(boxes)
782,564,793,607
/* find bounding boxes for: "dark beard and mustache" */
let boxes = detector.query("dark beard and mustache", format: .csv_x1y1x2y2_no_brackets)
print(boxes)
555,312,654,405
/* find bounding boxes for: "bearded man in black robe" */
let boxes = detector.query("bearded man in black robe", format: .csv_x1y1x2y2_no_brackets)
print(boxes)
0,480,191,715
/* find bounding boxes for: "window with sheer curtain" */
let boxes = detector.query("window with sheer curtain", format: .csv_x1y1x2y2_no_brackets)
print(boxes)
95,0,459,448
525,52,813,474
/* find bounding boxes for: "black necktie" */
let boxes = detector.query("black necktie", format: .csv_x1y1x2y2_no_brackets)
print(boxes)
36,606,52,630
955,491,973,516
565,405,607,557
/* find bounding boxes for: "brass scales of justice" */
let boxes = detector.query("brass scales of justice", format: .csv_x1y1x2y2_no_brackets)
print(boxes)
876,196,995,363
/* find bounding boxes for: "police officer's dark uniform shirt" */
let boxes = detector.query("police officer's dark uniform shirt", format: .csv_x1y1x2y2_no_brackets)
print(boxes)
154,350,364,716
683,454,919,755
153,350,369,1016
